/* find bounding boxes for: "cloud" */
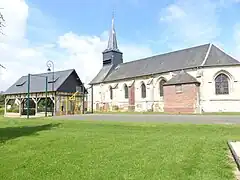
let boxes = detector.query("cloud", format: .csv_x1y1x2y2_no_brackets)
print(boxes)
159,0,221,50
0,0,153,91
160,4,186,22
57,32,153,85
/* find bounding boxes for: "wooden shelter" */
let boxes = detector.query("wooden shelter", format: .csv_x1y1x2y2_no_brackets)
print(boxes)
3,69,87,117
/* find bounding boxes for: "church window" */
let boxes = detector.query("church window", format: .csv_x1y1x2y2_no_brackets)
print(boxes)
141,82,146,98
109,86,113,100
215,73,229,95
124,84,129,99
159,79,166,97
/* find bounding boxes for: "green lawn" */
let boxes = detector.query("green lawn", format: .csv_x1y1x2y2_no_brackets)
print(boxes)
0,117,239,180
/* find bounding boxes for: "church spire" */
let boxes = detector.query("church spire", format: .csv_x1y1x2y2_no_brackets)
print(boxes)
102,12,123,67
105,12,119,52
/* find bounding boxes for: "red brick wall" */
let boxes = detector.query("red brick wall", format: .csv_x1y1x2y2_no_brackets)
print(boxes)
163,84,199,113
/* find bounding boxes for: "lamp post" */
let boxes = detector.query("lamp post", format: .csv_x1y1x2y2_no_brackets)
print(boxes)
46,60,54,116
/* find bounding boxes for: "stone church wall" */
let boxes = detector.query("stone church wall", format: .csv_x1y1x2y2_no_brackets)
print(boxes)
199,66,240,112
89,65,240,113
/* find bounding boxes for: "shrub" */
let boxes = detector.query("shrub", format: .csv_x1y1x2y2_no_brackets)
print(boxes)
8,107,19,113
112,105,119,111
22,108,35,115
0,108,4,115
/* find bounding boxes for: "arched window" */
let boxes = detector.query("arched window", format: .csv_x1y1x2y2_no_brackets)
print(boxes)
124,84,129,99
215,73,229,95
141,82,146,98
109,86,113,100
159,79,166,97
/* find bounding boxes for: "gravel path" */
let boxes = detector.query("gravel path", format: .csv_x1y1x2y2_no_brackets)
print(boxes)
53,114,240,124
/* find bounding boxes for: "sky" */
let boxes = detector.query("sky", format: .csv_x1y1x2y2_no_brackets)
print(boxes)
0,0,240,91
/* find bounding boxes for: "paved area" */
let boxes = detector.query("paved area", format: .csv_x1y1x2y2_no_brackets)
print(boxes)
53,114,240,124
229,141,240,179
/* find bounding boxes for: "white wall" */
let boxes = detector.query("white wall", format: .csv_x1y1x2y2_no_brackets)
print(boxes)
89,65,240,113
89,72,173,112
198,66,240,112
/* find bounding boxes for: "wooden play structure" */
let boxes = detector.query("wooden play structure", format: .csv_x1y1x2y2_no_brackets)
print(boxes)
59,91,87,115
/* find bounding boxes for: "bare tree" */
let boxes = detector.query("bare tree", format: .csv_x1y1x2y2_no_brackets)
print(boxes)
0,10,5,69
0,10,5,35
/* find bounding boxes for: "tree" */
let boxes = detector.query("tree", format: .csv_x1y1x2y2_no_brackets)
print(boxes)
0,9,5,34
0,10,5,68
0,94,4,108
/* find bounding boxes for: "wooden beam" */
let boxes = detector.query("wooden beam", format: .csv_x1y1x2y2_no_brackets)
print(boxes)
4,98,9,116
37,98,41,103
32,97,37,104
50,96,55,104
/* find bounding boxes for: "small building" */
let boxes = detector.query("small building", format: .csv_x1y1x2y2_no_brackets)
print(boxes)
3,69,87,117
163,70,201,113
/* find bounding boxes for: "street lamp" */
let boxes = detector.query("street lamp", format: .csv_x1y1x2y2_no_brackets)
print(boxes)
46,60,54,116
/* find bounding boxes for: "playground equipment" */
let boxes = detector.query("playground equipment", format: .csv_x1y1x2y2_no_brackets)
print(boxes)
59,91,85,115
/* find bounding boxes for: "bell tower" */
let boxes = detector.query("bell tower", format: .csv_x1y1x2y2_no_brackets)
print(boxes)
102,13,123,67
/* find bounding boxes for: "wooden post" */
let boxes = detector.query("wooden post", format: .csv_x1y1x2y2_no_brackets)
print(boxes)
32,97,38,116
17,98,22,116
4,98,7,116
66,97,68,115
60,96,62,116
50,96,55,116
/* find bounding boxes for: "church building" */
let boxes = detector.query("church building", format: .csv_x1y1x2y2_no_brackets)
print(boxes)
88,17,240,113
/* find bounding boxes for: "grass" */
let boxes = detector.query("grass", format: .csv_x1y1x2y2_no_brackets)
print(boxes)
0,116,239,180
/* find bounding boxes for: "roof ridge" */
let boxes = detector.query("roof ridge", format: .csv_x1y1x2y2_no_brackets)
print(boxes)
201,43,212,66
120,43,211,66
23,69,75,77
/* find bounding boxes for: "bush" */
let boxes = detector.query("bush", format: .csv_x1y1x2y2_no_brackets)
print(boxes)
112,105,119,111
22,108,35,116
8,108,19,113
0,108,4,115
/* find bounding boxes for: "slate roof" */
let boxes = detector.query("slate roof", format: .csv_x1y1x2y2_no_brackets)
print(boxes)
164,71,200,86
90,64,113,85
3,69,83,95
104,16,120,53
90,43,240,84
